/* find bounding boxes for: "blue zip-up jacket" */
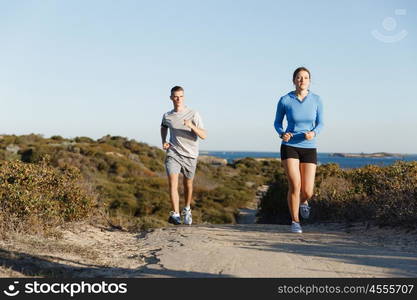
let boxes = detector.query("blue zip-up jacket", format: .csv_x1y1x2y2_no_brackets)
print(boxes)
274,91,324,148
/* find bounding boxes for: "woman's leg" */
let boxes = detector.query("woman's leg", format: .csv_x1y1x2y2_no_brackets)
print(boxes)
282,158,301,223
300,163,317,204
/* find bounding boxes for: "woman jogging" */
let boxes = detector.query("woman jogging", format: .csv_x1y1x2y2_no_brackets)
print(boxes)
274,67,324,233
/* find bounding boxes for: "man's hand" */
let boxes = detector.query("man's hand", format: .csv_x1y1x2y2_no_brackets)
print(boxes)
183,119,193,128
305,131,315,140
183,118,207,139
162,142,171,150
281,133,293,142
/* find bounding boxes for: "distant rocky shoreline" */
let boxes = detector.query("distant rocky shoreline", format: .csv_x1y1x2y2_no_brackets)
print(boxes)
331,152,404,158
199,155,279,166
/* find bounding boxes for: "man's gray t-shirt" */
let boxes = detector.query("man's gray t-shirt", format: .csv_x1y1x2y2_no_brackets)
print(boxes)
161,106,204,158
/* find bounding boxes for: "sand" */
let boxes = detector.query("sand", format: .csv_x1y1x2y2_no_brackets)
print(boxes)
1,222,416,278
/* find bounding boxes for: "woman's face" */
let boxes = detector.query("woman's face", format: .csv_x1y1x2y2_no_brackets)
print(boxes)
293,70,310,90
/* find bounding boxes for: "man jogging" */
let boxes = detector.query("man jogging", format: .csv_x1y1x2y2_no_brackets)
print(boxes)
160,86,207,225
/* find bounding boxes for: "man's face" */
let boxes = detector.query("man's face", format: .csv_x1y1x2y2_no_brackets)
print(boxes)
170,90,184,106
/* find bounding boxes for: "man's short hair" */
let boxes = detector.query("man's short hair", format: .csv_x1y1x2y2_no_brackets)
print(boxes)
171,86,184,95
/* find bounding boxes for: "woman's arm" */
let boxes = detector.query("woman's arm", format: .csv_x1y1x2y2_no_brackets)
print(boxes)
312,97,324,136
274,97,285,137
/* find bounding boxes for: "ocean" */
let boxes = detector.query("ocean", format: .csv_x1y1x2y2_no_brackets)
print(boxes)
201,151,417,169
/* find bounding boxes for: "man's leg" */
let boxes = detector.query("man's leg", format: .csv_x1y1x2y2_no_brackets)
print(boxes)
181,176,193,225
181,156,196,225
183,176,193,208
168,173,180,213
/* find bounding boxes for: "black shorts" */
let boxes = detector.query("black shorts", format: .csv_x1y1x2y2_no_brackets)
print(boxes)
280,144,317,164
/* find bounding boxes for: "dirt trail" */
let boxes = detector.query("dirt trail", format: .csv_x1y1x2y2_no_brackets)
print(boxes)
1,222,416,278
137,223,417,278
237,184,269,224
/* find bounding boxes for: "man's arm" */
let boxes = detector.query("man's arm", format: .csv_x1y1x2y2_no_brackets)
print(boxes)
160,126,170,149
184,120,207,139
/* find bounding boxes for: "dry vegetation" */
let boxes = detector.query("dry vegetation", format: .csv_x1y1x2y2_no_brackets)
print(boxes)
259,162,417,229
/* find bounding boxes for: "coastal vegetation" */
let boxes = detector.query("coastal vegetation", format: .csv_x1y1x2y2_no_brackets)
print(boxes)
259,161,417,229
0,159,95,237
0,134,279,235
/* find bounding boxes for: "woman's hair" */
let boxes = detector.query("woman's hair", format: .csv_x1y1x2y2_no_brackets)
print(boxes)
292,67,311,81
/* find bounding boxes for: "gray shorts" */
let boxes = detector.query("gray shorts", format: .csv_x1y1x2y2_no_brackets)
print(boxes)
165,149,197,179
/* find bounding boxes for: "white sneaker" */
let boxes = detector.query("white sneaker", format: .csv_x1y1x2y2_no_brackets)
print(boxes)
291,221,302,233
300,203,311,219
182,207,192,225
168,211,181,225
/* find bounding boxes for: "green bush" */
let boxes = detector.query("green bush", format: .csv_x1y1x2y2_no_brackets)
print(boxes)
0,160,96,234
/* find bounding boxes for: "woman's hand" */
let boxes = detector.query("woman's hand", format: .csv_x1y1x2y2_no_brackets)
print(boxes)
304,131,315,140
281,133,293,142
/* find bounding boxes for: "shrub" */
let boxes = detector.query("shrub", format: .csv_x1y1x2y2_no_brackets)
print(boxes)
51,135,64,141
0,160,96,234
259,161,417,228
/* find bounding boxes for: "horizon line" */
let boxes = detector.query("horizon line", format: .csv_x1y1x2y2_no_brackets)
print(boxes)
200,150,417,155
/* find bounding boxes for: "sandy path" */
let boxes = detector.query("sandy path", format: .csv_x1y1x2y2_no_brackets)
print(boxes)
1,223,416,278
137,224,417,278
236,184,268,224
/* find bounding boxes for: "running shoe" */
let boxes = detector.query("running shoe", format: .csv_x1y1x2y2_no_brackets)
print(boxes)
168,211,181,225
291,221,303,233
299,203,311,219
182,207,192,225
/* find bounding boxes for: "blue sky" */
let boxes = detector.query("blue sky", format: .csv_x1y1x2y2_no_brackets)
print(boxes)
1,0,416,153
